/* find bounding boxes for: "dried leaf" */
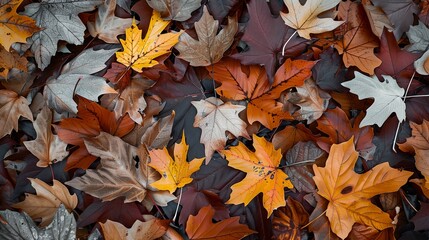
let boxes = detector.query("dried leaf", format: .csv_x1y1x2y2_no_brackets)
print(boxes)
0,89,33,138
146,0,202,21
100,219,168,240
0,45,28,80
272,197,309,240
406,21,429,53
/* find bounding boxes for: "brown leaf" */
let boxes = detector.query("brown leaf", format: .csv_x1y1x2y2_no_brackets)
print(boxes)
175,6,238,66
100,219,169,240
0,89,33,138
147,0,202,21
272,124,314,154
0,45,28,80
272,197,310,240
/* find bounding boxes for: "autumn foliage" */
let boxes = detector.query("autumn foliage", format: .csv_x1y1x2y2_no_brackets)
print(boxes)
2,0,429,239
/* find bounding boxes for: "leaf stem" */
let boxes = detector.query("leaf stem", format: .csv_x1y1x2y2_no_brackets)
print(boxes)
282,30,298,56
280,159,316,168
301,209,327,229
402,94,429,99
49,164,55,182
399,189,418,212
172,187,183,222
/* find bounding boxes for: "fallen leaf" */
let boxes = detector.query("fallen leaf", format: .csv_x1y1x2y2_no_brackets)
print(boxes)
0,205,76,240
13,178,77,227
285,78,331,124
0,89,33,138
272,197,309,240
406,21,429,53
103,62,132,91
146,0,201,21
23,106,68,167
185,205,256,240
23,0,103,69
312,47,347,92
191,97,250,162
0,0,40,51
272,123,314,154
341,72,405,127
363,2,394,38
87,0,133,43
280,0,343,39
44,47,118,113
148,132,204,193
221,135,293,217
116,11,181,72
0,45,28,80
175,6,238,66
100,219,168,240
334,1,382,75
313,138,412,239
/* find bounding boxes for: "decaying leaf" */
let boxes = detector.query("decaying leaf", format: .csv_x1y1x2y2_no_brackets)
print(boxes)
0,89,33,138
185,205,256,240
341,72,405,127
406,21,429,53
175,6,238,66
221,135,293,217
116,11,181,72
0,45,28,79
191,97,250,162
146,0,202,21
100,219,169,240
0,205,76,240
280,0,343,39
148,132,204,193
13,178,77,227
23,106,68,167
272,197,309,240
313,138,412,239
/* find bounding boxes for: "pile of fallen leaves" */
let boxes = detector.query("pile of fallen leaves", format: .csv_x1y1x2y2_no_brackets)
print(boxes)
1,0,429,239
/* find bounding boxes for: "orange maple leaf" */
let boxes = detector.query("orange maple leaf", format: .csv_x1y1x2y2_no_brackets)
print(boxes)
313,137,412,239
221,135,293,217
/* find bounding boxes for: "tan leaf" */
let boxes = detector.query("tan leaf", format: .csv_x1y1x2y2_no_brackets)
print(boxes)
147,0,202,21
100,219,169,240
363,3,394,38
24,106,68,167
191,97,250,162
13,178,77,227
175,6,238,66
0,45,28,80
0,89,33,138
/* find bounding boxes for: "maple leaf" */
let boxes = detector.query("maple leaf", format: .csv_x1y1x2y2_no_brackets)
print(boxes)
147,0,202,21
0,0,40,51
313,138,412,239
341,72,405,127
191,97,250,162
272,123,314,154
334,1,382,75
406,21,429,53
100,219,169,240
23,0,103,69
44,47,118,113
362,2,394,38
221,135,293,217
13,178,77,227
87,0,133,43
272,197,309,240
116,11,181,72
285,78,331,124
0,89,33,138
175,6,238,66
148,132,204,193
185,205,256,240
0,205,76,240
0,45,28,80
23,106,68,167
280,0,343,39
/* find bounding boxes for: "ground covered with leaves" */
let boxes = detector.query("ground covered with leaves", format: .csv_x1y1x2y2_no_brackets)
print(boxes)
1,0,429,239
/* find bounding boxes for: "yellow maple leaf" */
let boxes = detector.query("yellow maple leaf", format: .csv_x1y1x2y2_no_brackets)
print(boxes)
221,135,293,217
148,132,204,193
313,137,412,239
116,11,181,72
0,0,40,51
280,0,343,39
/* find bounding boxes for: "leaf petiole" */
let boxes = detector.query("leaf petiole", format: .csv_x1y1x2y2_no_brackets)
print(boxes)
172,187,183,222
282,30,298,56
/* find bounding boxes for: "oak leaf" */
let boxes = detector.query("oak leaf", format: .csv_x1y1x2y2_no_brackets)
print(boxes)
146,0,202,21
23,0,103,69
116,11,181,72
313,138,412,239
334,1,382,75
191,97,250,162
221,135,293,217
100,219,168,240
0,0,40,51
341,72,405,127
280,0,343,39
0,89,33,138
185,205,256,240
0,45,28,79
148,132,204,193
13,178,77,227
175,6,238,66
87,0,133,43
23,106,68,167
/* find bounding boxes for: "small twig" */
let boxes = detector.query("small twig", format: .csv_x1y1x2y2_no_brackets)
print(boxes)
172,187,183,222
399,189,418,213
282,30,297,56
301,209,327,229
147,192,166,219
